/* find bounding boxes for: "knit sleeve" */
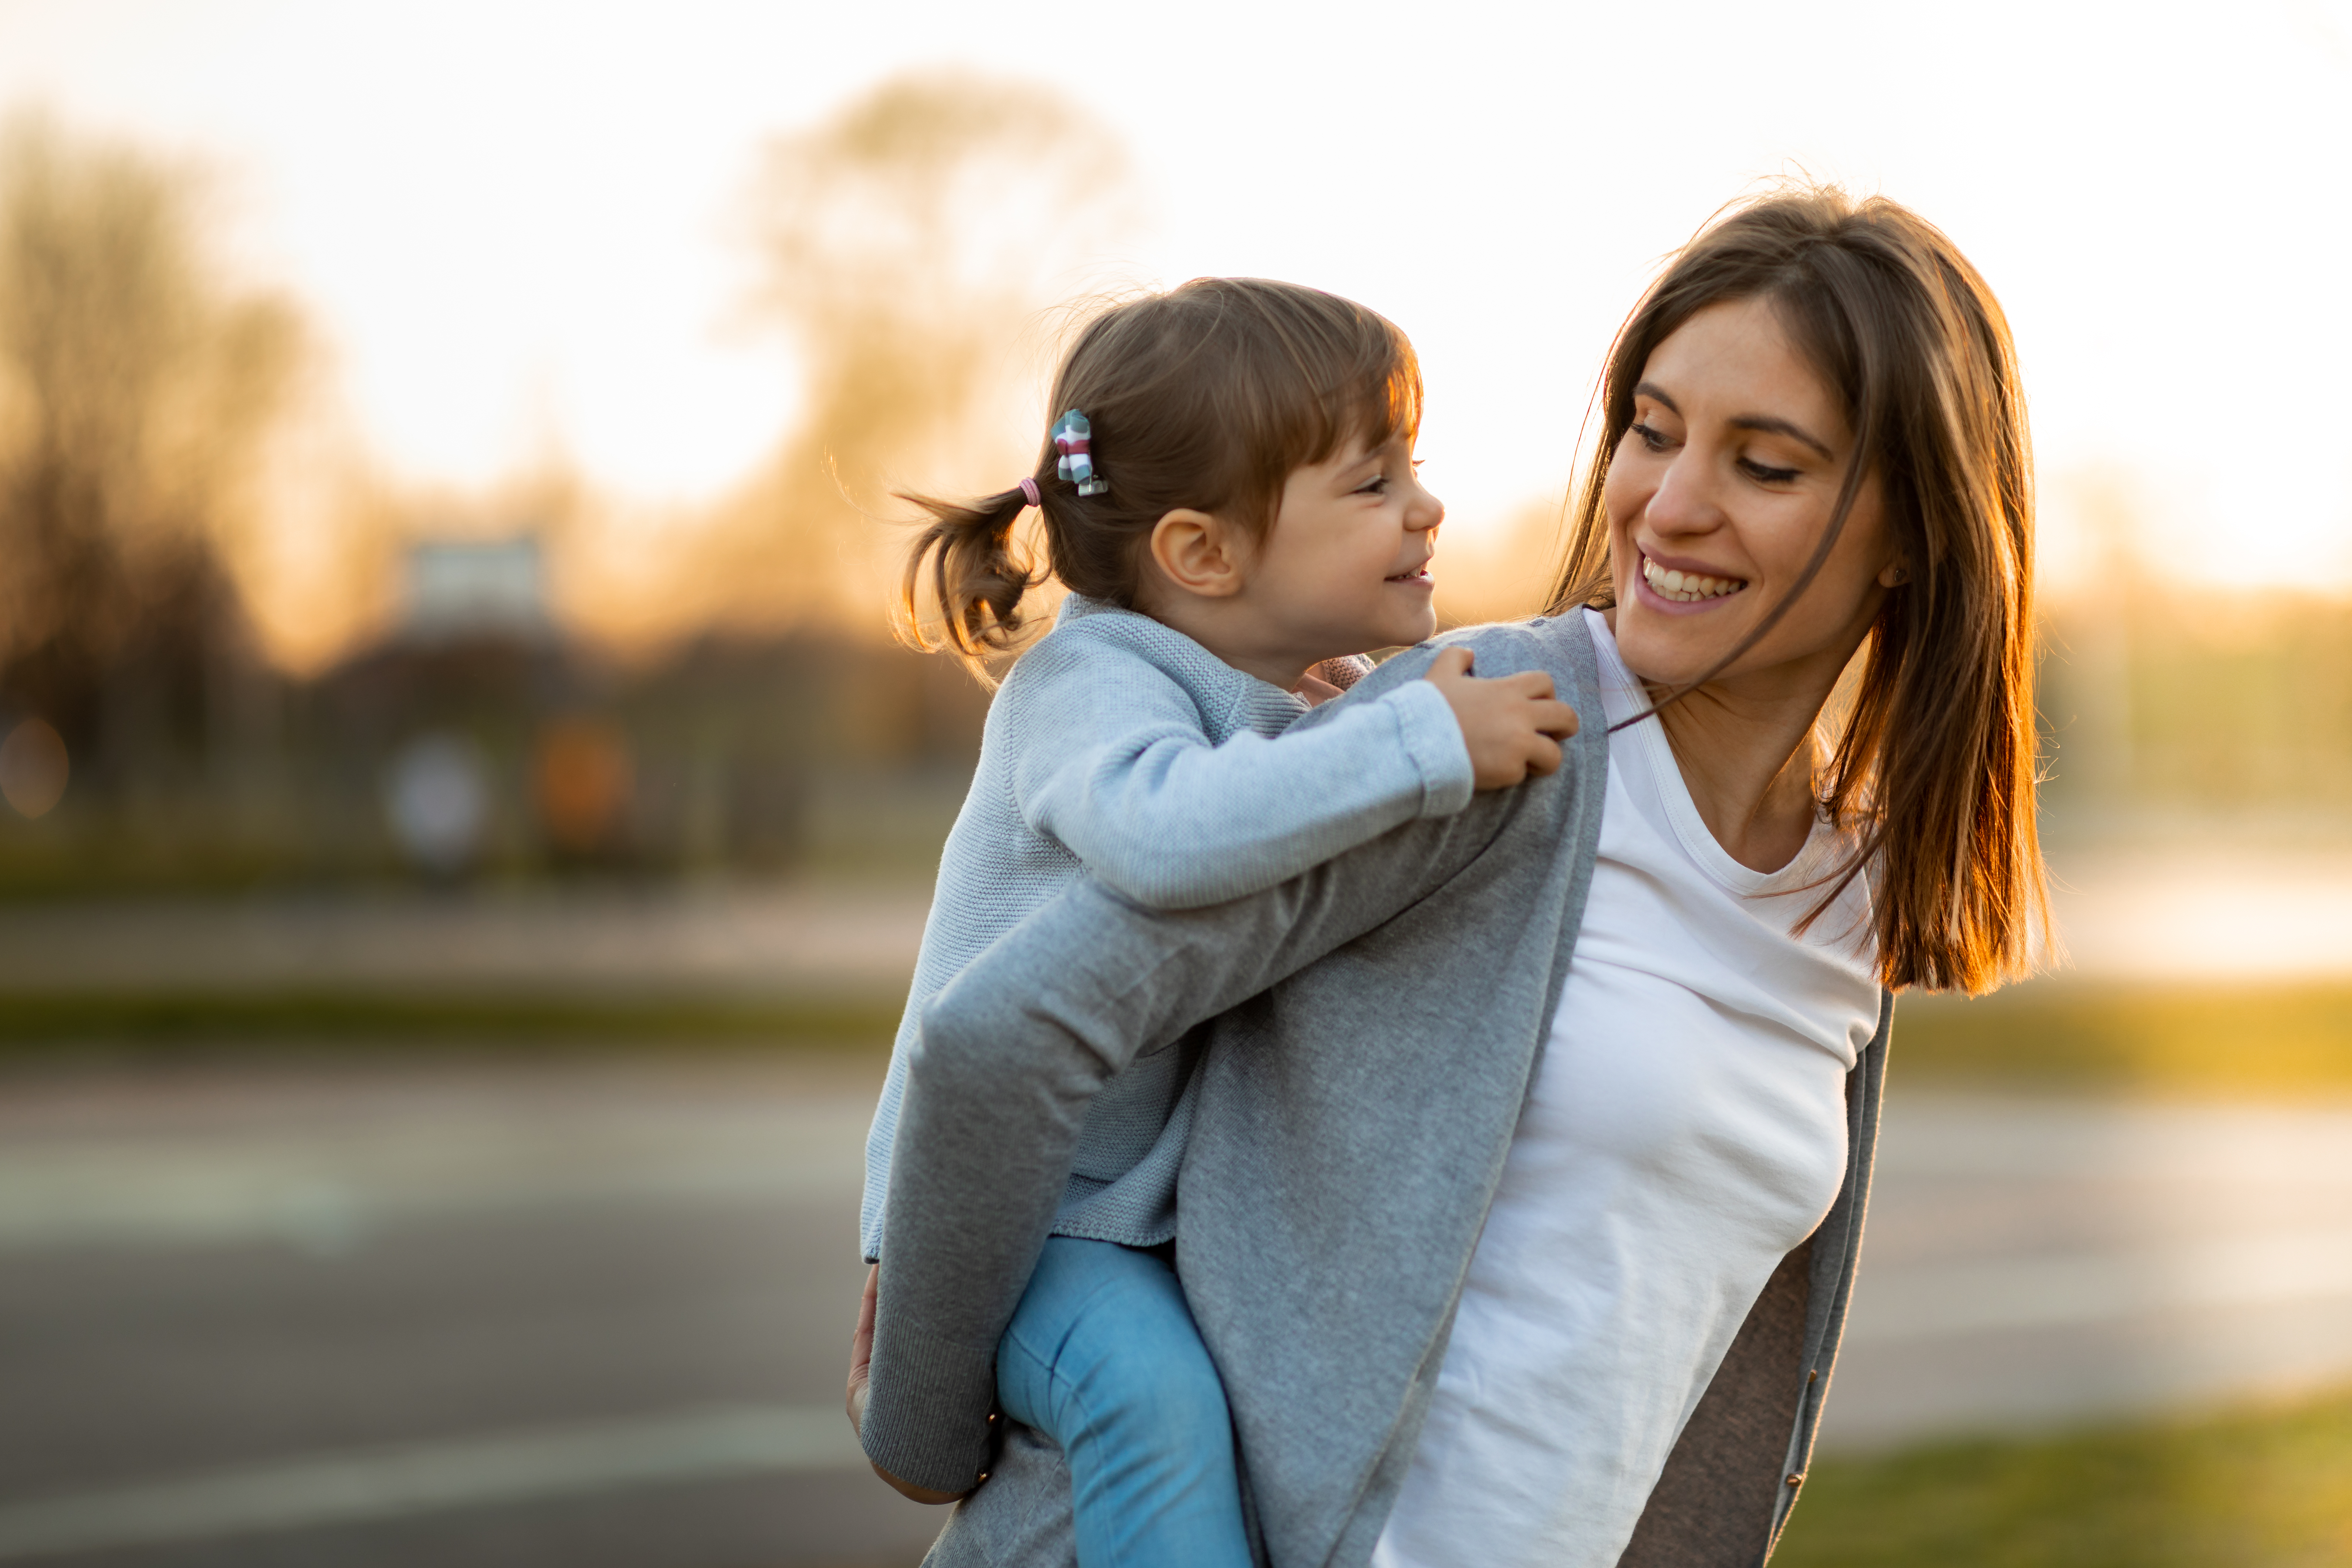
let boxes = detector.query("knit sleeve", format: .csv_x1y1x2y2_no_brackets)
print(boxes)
1004,640,1473,911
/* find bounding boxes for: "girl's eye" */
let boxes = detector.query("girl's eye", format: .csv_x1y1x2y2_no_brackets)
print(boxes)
1357,474,1390,495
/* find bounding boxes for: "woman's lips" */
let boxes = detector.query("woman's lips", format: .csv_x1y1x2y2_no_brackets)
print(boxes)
1638,552,1746,604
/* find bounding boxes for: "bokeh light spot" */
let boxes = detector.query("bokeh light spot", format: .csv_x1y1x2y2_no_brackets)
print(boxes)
0,718,69,818
384,733,491,875
535,718,633,854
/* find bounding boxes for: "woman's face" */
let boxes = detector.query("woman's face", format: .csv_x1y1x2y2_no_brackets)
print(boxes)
1604,296,1902,694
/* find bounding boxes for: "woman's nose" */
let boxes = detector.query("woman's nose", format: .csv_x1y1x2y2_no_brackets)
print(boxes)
1643,452,1719,537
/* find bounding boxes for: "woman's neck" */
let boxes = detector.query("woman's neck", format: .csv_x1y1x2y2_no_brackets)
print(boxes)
1601,603,1866,876
1651,685,1824,874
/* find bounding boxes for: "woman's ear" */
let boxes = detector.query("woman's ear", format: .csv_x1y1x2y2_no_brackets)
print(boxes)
1147,508,1249,599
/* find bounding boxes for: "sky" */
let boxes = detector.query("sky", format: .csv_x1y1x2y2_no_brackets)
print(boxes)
3,0,2349,599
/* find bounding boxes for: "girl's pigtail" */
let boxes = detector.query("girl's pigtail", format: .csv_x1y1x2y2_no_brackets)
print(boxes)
896,485,1045,684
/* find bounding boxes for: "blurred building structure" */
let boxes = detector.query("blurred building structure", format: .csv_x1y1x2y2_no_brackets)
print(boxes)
400,539,552,647
0,590,989,892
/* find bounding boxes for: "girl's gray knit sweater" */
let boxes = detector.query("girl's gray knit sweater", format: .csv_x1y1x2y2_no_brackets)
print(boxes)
859,595,1475,1261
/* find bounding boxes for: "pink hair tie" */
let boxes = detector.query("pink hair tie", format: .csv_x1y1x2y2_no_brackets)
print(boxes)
1019,476,1041,508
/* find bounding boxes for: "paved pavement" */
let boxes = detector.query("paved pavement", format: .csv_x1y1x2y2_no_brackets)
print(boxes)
1832,1091,2352,1447
2,1055,2349,1566
0,1056,939,1568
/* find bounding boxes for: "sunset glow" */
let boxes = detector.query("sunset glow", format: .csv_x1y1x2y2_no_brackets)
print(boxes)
4,0,2347,659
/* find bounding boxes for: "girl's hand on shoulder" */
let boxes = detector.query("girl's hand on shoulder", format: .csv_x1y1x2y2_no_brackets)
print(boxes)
1424,647,1580,790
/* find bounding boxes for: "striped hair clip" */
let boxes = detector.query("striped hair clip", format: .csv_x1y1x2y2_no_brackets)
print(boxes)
1052,410,1108,497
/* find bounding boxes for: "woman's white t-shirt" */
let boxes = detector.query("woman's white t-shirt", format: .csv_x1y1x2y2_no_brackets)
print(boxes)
1371,610,1883,1568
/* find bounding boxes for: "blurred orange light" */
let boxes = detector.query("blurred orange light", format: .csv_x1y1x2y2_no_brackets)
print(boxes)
0,718,69,818
534,718,632,854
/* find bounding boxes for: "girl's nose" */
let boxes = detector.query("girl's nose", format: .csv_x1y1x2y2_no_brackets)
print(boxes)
1407,481,1445,533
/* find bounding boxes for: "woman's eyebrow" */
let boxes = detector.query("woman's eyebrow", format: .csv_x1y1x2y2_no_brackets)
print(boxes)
1634,379,1832,458
1728,414,1833,459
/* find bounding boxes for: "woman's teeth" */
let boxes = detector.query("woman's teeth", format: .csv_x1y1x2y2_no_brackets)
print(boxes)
1642,557,1745,602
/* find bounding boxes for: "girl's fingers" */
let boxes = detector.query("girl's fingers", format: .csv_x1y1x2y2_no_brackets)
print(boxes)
1505,670,1557,699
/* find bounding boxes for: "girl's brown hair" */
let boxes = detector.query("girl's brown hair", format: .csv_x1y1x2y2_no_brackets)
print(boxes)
900,277,1420,678
1549,186,2045,994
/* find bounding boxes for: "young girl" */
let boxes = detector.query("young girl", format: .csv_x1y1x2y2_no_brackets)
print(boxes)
852,278,1578,1565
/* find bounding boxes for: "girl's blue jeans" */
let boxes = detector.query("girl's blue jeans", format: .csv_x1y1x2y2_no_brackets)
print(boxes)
995,1236,1251,1568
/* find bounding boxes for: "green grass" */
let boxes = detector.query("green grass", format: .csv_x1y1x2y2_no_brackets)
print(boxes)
1,975,2346,1093
1895,981,2352,1098
1777,1384,2352,1567
0,990,899,1049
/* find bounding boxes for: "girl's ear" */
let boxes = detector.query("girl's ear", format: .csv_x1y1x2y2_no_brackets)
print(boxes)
1146,508,1248,599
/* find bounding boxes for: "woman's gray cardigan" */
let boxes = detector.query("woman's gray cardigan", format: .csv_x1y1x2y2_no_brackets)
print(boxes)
862,609,1892,1568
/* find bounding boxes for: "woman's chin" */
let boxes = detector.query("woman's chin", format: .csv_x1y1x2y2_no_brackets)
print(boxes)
1613,621,1726,691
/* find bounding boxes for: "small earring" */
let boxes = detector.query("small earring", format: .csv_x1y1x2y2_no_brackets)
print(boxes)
1885,564,1909,586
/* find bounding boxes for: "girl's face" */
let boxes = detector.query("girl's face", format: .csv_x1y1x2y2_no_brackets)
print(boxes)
1604,296,1903,695
1245,430,1445,660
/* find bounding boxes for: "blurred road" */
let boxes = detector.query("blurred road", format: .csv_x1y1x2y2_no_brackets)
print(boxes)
1830,1091,2352,1448
0,1056,943,1568
3,1054,2350,1566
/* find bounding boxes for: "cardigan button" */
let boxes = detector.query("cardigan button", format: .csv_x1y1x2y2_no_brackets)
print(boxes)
1786,1473,1804,1487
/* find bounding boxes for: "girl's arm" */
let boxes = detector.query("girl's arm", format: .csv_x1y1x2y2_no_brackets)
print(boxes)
1008,637,1475,910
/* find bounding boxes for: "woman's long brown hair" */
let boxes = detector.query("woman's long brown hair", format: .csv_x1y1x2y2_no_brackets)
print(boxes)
1549,187,2047,994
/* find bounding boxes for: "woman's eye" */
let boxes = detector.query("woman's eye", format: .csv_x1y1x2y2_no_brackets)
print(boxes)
1630,421,1671,453
1740,458,1801,484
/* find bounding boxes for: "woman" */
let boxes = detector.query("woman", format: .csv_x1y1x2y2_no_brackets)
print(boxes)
856,185,2044,1567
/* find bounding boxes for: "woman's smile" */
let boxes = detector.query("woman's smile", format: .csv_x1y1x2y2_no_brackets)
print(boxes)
1634,550,1746,607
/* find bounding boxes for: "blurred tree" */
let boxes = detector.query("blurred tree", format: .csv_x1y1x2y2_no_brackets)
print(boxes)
687,72,1136,639
0,113,304,791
